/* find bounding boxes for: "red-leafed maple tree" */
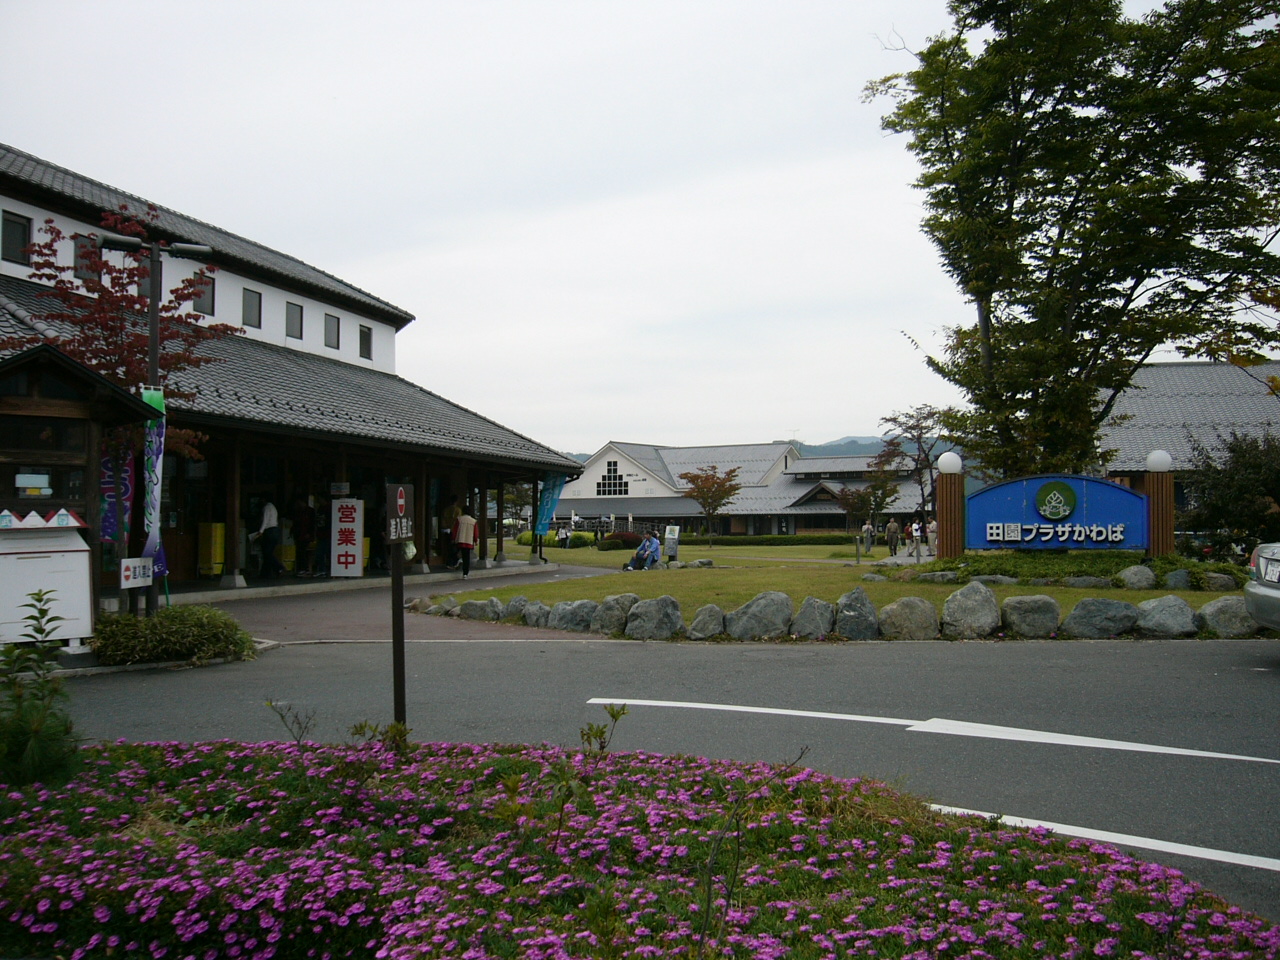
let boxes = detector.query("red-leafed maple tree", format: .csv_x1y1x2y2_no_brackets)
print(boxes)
678,465,741,547
0,207,240,556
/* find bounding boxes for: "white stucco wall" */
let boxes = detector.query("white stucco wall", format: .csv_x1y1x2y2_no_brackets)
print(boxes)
0,197,398,374
566,447,672,500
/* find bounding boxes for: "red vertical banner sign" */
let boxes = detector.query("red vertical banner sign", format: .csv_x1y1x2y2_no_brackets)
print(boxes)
330,498,364,578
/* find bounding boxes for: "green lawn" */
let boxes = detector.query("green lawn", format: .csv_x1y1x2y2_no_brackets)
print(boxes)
474,542,1239,621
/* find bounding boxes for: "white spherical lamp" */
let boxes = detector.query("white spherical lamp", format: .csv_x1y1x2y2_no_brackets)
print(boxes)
1145,449,1173,473
937,451,963,475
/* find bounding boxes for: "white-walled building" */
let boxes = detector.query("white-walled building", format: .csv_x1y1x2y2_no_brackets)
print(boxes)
0,142,580,587
556,440,922,535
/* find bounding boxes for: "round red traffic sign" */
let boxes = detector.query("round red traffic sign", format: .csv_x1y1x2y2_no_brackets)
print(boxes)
396,486,406,516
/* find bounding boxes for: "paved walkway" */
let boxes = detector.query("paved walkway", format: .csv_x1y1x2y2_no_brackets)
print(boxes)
206,563,616,645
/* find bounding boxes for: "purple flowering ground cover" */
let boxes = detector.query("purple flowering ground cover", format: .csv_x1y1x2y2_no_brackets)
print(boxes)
1,740,1276,960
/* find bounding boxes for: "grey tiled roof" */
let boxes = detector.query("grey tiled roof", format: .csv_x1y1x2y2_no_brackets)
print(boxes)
557,474,922,518
1101,361,1280,471
604,440,798,488
1,142,413,328
0,276,580,475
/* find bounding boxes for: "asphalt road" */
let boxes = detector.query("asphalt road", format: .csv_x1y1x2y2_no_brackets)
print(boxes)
63,585,1280,923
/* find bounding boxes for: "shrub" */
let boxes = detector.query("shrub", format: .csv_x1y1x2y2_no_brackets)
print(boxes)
678,534,856,546
567,532,594,548
603,531,643,549
0,590,79,786
598,539,627,552
91,605,255,666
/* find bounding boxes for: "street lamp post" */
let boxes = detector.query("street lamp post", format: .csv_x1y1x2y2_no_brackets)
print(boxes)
99,233,213,614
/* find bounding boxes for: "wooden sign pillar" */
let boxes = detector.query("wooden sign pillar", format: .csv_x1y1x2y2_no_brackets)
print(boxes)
935,452,964,560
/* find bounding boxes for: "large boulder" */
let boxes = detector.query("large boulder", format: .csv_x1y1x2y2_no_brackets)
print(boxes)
548,600,598,633
1163,569,1192,590
591,593,641,635
459,598,504,621
687,604,726,640
625,596,685,640
973,575,1019,586
522,601,550,629
834,588,879,640
1136,595,1198,637
941,581,1000,639
434,595,461,617
1001,595,1061,638
1060,598,1139,638
1203,572,1241,592
917,571,959,584
1117,565,1158,590
1197,596,1257,638
878,597,939,641
503,596,529,620
790,597,836,640
725,591,795,641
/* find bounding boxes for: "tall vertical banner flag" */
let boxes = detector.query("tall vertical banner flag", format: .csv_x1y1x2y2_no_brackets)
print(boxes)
534,474,569,535
99,448,134,543
140,387,167,576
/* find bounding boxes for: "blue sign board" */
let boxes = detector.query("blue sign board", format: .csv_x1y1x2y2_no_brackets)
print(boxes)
966,474,1148,550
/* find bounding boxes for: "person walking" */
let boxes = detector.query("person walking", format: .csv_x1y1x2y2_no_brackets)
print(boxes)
927,516,938,556
557,525,570,550
862,519,875,554
451,504,479,579
441,495,462,568
251,498,285,578
885,518,900,557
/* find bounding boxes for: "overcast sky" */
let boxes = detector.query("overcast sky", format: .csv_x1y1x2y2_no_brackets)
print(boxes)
6,1,987,454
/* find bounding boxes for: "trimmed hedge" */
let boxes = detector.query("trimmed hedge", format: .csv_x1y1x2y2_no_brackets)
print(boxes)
603,531,643,549
679,534,858,547
514,531,599,548
92,606,255,666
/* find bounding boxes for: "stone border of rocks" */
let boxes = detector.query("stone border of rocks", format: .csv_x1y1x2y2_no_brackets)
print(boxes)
408,561,1259,641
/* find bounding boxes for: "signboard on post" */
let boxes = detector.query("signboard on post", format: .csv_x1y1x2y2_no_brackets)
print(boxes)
386,483,415,543
120,556,154,589
384,484,415,727
330,498,364,577
965,474,1148,550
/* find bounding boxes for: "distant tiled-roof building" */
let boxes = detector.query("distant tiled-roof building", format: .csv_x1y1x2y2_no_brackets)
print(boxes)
556,441,921,535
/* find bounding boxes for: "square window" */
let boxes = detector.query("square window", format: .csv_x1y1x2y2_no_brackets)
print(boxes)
73,235,101,282
325,313,340,349
286,302,303,339
242,288,262,328
2,211,32,264
359,324,372,359
192,275,215,316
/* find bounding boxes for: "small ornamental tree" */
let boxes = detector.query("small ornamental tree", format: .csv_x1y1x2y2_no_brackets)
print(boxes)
0,208,239,557
677,465,741,546
880,405,949,516
832,486,873,540
1180,431,1280,561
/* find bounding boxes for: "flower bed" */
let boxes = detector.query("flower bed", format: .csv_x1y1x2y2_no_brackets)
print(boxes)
1,740,1274,959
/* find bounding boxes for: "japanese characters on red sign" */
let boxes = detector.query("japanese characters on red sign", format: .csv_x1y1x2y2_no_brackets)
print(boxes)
330,498,364,577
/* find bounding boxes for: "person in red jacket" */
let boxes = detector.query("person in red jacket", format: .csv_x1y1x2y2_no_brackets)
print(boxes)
451,505,479,579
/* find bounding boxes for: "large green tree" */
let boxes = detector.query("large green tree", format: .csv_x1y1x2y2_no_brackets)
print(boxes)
868,0,1280,475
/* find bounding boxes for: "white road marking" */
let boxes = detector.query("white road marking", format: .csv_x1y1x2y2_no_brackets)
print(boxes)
933,805,1280,873
587,697,1280,764
587,697,1280,872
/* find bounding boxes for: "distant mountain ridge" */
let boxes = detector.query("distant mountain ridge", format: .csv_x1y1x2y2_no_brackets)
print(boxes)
798,436,886,457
